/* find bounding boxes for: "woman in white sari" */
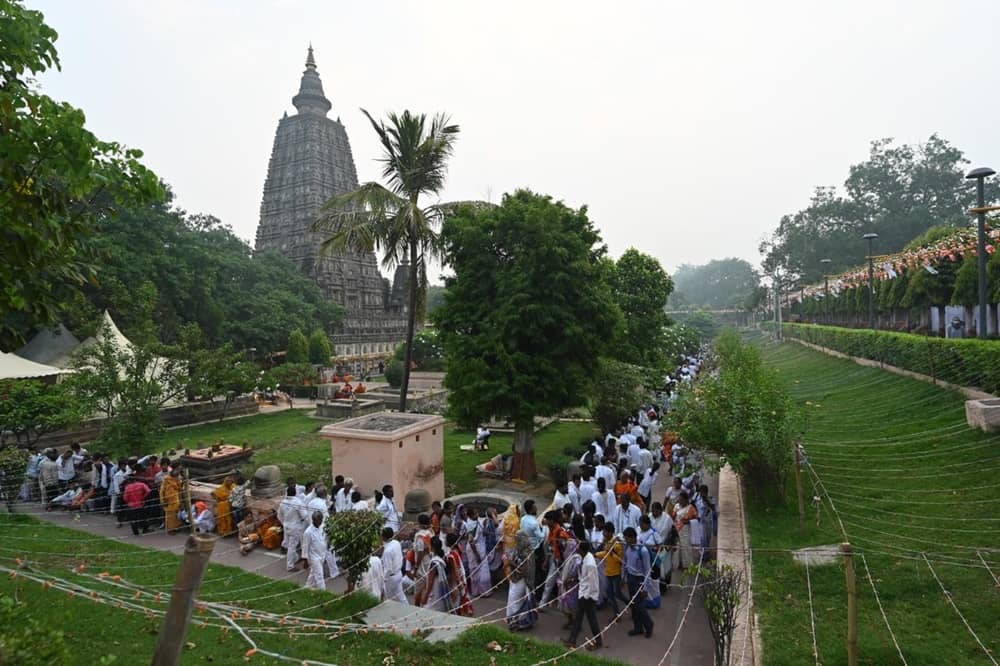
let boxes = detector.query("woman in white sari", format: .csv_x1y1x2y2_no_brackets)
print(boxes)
417,536,451,612
505,532,538,630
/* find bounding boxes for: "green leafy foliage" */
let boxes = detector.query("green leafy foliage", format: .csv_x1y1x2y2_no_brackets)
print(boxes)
760,135,1000,285
287,329,310,364
435,190,621,478
669,329,794,489
0,378,90,448
0,447,29,508
58,205,342,354
70,322,188,456
260,363,315,392
384,359,404,388
0,595,71,665
325,509,384,590
307,329,332,366
588,358,651,433
390,329,446,371
0,0,163,348
777,322,1000,393
178,324,258,419
608,249,673,369
670,258,761,309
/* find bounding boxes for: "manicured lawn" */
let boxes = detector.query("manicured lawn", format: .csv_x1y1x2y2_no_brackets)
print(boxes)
746,337,1000,665
158,410,597,496
0,514,615,665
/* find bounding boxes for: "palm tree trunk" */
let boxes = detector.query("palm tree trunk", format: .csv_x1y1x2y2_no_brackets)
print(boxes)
399,237,419,412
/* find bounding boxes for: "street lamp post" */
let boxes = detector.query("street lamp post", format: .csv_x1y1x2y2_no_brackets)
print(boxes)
820,258,832,323
966,167,996,338
863,233,878,329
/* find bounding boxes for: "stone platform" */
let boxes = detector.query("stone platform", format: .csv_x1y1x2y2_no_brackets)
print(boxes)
178,444,253,481
363,599,475,643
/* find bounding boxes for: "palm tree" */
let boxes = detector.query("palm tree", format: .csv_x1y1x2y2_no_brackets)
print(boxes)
313,110,459,411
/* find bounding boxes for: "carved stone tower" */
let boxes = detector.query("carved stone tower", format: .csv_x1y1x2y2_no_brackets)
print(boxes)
255,47,407,370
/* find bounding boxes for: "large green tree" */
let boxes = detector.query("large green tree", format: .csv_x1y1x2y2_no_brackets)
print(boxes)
435,190,621,480
314,110,459,411
609,249,673,369
670,258,761,310
59,201,341,352
760,135,1000,284
0,0,163,348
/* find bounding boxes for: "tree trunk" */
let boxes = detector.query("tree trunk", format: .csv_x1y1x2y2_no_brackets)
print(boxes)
398,237,419,412
511,422,537,481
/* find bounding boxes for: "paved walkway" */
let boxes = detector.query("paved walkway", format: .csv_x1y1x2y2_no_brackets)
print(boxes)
30,460,717,665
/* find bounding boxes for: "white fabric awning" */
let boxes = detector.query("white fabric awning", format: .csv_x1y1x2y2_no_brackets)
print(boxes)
0,352,65,379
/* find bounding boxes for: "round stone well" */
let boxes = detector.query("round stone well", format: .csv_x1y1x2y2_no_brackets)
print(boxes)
320,412,445,503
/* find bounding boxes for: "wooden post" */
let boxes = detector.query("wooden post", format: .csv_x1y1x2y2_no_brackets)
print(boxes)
150,533,217,666
793,443,806,528
841,542,858,666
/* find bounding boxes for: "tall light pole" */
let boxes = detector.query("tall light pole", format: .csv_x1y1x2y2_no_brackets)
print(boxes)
774,268,783,340
966,167,996,338
863,233,878,329
820,258,832,323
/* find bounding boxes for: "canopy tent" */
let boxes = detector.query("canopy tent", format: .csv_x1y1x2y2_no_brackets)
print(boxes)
16,323,81,368
0,352,65,380
74,310,136,359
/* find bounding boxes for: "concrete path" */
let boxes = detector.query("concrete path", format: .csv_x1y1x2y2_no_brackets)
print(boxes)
28,460,719,666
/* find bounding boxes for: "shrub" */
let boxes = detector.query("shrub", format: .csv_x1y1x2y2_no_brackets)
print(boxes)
547,454,573,488
0,595,71,665
307,329,332,366
669,329,794,490
325,509,384,591
588,358,651,434
287,329,309,364
777,323,1000,393
384,360,404,388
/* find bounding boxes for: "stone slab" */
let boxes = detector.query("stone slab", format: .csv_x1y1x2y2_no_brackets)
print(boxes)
362,599,476,643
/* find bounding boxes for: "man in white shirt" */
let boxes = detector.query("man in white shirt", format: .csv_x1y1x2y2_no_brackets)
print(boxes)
380,527,408,604
595,461,616,491
306,485,339,578
552,482,575,515
636,442,655,477
569,475,584,514
612,494,642,536
563,541,603,649
578,470,597,506
278,487,308,571
334,478,353,513
301,511,329,590
350,490,368,511
56,451,76,489
376,484,401,533
627,437,642,466
592,478,616,521
359,553,384,600
638,463,659,507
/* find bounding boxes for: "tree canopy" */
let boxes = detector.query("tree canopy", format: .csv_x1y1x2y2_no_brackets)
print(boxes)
670,258,761,310
435,189,620,479
760,135,1000,284
608,249,673,369
54,199,342,353
0,0,163,348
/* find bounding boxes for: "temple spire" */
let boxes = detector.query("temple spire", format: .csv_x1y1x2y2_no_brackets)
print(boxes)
292,44,331,116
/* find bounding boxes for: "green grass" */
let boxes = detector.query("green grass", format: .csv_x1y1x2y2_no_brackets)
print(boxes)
746,338,1000,665
0,514,615,665
158,410,597,496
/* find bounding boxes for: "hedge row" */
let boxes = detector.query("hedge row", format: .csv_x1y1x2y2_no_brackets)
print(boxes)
770,323,1000,394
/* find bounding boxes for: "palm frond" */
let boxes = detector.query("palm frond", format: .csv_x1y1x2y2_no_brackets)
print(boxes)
312,182,406,256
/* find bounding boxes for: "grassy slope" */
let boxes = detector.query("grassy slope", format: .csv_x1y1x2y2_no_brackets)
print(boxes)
159,411,596,496
748,337,1000,665
0,514,613,666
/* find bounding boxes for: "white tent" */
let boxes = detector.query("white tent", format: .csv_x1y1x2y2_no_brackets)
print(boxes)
75,311,135,358
0,352,65,380
16,323,81,368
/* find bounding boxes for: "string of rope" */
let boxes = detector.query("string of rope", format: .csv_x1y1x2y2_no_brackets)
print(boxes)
859,554,907,665
921,553,998,666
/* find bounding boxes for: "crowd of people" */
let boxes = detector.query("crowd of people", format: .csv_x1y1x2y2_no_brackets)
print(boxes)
18,351,712,652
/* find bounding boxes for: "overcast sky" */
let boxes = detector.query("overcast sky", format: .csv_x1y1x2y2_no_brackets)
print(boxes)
32,0,1000,282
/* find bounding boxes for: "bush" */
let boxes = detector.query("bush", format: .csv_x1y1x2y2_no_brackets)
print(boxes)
307,329,332,366
0,595,71,665
776,323,1000,393
325,509,384,591
547,454,573,488
669,329,794,490
589,358,651,433
287,329,309,364
384,360,404,388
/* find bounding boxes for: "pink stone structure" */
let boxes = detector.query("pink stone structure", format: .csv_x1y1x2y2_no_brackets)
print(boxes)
320,413,446,503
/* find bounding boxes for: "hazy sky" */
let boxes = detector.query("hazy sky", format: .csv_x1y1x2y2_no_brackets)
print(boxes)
31,0,1000,281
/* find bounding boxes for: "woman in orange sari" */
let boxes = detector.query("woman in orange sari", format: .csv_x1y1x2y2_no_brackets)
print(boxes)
159,469,184,533
213,476,236,536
